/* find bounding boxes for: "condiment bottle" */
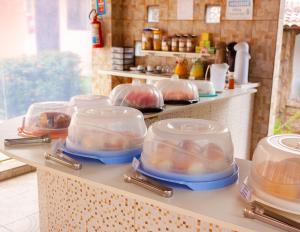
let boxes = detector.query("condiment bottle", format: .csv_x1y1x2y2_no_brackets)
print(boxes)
179,35,187,52
162,36,171,51
153,30,162,51
187,35,197,52
142,28,153,50
171,35,179,52
228,72,235,89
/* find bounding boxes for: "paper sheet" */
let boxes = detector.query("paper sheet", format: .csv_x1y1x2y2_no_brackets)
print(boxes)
226,0,253,20
177,0,194,20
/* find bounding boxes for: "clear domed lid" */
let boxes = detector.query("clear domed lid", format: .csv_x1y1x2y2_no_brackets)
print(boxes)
109,82,164,112
141,118,234,177
155,76,199,103
20,101,71,137
66,106,147,153
70,95,111,110
250,134,300,203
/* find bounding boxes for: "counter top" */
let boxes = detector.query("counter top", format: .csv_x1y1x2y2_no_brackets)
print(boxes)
144,88,257,119
0,117,284,232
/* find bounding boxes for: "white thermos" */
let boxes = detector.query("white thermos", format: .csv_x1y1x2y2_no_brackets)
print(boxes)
234,42,251,85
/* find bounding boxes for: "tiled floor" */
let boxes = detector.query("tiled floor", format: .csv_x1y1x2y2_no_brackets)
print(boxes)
0,172,39,232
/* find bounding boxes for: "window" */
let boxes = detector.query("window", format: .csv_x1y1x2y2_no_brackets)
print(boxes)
290,33,300,101
67,0,90,30
0,1,92,121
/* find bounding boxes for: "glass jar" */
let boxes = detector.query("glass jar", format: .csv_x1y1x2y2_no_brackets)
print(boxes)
187,35,197,52
153,30,162,51
142,28,153,50
179,35,187,52
162,36,171,51
171,35,179,52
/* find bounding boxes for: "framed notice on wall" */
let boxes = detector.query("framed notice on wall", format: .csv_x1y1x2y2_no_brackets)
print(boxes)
225,0,253,20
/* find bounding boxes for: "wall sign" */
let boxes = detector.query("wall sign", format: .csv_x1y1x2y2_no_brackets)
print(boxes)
96,0,107,16
148,5,160,23
177,0,193,20
225,0,253,20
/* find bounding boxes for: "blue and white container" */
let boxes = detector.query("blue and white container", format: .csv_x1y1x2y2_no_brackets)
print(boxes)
139,118,238,190
65,106,147,164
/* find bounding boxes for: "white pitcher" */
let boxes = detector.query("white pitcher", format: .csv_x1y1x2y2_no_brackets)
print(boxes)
208,63,229,92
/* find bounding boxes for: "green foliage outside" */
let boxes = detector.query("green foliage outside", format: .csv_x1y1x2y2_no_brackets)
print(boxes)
0,52,91,119
273,112,300,134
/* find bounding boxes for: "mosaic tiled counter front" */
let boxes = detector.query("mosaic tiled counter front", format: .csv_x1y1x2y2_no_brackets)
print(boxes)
0,89,283,232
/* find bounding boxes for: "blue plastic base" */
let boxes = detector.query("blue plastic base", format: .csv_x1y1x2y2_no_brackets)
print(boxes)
199,93,218,98
132,158,239,191
63,145,142,164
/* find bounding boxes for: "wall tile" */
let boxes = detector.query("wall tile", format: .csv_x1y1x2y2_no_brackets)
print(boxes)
250,20,278,77
253,0,280,20
220,20,253,43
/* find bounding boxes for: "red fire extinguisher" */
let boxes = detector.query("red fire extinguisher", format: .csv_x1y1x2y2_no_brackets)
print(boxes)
89,9,104,48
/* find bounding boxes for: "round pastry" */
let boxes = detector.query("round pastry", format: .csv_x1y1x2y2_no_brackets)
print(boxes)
38,112,71,129
155,77,199,103
163,90,195,101
110,83,164,111
124,89,158,108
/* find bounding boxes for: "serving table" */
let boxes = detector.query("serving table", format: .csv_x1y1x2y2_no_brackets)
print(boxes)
0,115,286,232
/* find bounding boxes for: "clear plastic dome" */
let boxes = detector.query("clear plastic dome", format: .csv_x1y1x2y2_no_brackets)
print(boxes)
65,106,147,154
20,101,71,138
70,95,111,111
141,118,234,177
155,76,199,104
249,134,300,205
109,82,164,113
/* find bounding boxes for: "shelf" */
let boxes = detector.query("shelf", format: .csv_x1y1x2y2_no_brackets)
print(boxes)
98,70,170,81
141,50,215,60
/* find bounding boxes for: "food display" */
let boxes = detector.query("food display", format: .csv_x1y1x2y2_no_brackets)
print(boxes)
70,95,111,111
141,28,215,54
109,82,164,113
155,76,199,104
19,101,71,138
66,106,147,155
141,118,235,178
248,134,300,204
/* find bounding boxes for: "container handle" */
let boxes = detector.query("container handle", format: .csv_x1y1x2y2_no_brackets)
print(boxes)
205,65,211,81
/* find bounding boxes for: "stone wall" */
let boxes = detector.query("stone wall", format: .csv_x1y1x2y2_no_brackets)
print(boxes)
91,0,281,154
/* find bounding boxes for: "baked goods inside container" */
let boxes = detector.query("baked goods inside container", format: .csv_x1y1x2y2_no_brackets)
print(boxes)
249,134,300,205
140,118,235,181
19,101,71,138
65,106,147,156
155,76,199,104
109,81,164,113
